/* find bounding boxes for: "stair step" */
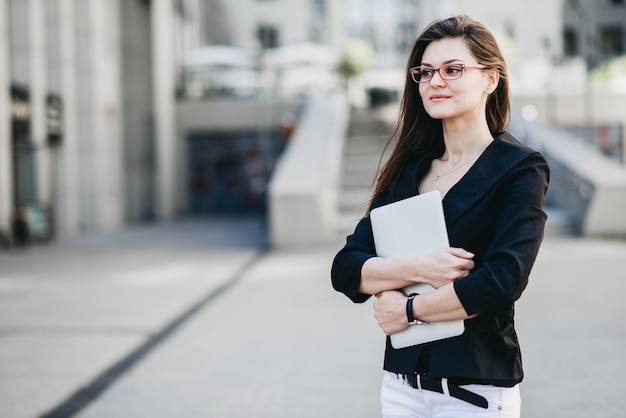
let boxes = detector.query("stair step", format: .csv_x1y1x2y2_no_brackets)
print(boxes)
341,178,375,188
344,144,386,153
338,212,364,235
336,106,395,234
339,188,370,212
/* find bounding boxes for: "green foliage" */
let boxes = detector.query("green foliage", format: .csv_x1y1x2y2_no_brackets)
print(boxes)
589,55,626,85
337,39,373,79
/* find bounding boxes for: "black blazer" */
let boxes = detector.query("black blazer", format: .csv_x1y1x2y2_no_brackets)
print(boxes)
331,132,550,387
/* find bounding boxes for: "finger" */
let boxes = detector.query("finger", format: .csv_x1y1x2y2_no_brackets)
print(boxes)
448,247,475,258
462,260,475,270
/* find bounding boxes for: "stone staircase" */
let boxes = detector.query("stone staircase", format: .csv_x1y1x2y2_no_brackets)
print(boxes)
337,105,395,236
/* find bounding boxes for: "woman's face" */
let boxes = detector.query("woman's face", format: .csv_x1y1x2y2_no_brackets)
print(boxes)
418,38,496,124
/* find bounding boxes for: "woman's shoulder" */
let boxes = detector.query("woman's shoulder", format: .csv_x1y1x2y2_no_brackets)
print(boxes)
494,131,540,155
477,132,549,184
492,131,547,166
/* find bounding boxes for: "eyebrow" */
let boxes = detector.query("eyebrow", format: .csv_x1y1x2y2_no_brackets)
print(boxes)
420,59,467,67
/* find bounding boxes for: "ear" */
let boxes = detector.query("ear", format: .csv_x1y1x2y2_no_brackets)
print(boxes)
485,68,499,94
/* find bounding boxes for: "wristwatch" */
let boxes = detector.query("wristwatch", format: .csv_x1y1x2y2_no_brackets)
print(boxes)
406,293,427,325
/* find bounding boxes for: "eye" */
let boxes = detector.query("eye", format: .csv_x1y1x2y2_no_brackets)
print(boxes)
444,65,463,75
419,68,434,78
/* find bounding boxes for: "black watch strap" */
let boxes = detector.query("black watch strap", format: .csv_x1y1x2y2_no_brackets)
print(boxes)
406,293,426,325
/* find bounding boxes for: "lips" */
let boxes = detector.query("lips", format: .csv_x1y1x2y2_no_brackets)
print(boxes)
430,94,450,102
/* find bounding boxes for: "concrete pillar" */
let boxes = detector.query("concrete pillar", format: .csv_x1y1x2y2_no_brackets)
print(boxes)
28,0,52,215
55,0,79,236
0,0,12,237
152,0,176,220
89,0,123,230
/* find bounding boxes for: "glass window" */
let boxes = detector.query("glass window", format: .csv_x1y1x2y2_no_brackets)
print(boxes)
257,25,279,49
563,28,578,56
599,26,623,55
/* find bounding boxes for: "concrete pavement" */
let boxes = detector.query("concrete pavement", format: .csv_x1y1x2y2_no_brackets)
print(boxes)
1,217,625,417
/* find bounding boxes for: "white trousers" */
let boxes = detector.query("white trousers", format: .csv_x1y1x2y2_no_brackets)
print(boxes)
381,371,521,418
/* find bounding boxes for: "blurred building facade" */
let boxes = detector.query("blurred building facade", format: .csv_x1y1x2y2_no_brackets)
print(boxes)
0,0,204,244
201,0,343,50
563,0,626,69
0,0,344,246
350,0,625,80
346,0,564,70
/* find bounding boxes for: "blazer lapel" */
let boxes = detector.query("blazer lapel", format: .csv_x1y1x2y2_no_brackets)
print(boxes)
442,132,536,230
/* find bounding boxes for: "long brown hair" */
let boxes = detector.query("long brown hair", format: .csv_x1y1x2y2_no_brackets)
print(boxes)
369,15,510,208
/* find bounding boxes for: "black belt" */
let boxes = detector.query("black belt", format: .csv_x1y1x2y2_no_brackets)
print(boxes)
401,374,488,409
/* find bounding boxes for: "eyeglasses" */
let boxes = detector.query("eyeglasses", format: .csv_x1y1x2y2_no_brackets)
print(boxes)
408,63,487,83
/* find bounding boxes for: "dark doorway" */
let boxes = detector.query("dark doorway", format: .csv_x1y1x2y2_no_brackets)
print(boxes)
187,131,285,215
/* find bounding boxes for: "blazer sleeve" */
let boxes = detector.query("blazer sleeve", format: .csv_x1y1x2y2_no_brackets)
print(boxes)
454,152,550,315
331,214,377,303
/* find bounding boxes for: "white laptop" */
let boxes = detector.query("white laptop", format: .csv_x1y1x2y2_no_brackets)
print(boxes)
370,190,464,349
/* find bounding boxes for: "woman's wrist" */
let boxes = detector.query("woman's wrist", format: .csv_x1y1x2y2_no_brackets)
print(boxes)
361,257,417,295
404,256,431,287
406,293,427,325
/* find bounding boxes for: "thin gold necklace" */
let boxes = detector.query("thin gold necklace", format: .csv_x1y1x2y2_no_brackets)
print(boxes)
433,156,478,181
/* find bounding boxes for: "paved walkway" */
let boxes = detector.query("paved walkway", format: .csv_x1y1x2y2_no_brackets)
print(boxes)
1,217,625,417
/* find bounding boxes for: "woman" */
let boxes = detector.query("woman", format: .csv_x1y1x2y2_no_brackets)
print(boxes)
331,15,549,418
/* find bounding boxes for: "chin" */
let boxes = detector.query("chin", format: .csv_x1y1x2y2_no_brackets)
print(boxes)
424,109,454,120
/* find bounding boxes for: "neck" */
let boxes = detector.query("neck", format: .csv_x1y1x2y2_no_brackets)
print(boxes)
441,120,494,163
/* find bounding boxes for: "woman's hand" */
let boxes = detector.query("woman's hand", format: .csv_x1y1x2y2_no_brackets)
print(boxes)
373,290,409,335
422,247,475,289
